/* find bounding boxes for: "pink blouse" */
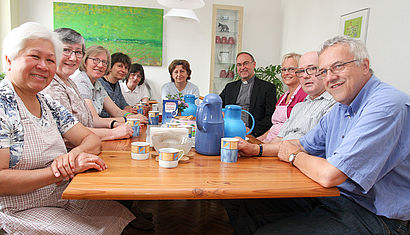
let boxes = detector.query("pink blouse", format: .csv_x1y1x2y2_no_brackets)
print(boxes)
276,85,307,118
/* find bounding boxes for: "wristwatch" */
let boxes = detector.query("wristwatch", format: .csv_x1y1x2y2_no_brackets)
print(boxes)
289,150,301,166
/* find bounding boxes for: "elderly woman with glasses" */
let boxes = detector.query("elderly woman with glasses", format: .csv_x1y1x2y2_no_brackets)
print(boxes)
42,28,133,141
257,53,307,142
71,45,147,126
0,22,136,234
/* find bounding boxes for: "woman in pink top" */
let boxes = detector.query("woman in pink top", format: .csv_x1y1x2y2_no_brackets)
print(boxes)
258,53,307,142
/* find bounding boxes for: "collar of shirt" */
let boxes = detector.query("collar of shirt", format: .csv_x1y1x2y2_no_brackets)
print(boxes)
338,75,379,117
305,91,333,102
241,75,255,85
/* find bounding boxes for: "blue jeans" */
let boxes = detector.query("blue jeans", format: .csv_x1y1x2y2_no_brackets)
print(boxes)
225,196,409,235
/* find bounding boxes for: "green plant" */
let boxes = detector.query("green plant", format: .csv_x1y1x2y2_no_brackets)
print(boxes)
0,72,5,81
166,93,188,114
255,65,283,100
227,64,283,100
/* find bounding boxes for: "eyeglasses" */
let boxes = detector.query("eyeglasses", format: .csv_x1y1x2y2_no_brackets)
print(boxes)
316,59,359,80
236,61,253,68
281,67,297,74
87,57,108,67
62,48,83,58
295,66,318,78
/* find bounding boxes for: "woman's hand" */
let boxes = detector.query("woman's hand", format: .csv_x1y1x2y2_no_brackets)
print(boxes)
128,114,148,124
50,151,79,180
112,123,133,139
74,152,107,173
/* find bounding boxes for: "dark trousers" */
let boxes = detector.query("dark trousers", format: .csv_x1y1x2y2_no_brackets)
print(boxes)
224,196,409,235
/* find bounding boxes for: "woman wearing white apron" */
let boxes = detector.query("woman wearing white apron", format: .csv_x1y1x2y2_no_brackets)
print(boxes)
258,53,307,143
0,22,135,234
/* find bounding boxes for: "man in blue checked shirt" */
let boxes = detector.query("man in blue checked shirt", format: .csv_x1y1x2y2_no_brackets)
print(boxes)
226,36,409,235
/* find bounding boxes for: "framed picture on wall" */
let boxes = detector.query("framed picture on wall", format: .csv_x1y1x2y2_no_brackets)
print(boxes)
339,8,370,43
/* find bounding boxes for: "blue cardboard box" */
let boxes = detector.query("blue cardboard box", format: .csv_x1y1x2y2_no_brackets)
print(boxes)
162,99,178,124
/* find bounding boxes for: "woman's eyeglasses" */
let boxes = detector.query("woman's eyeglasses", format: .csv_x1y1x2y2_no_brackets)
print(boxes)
87,57,108,67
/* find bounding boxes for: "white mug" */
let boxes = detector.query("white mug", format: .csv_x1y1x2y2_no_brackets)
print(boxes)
158,148,184,168
131,142,150,160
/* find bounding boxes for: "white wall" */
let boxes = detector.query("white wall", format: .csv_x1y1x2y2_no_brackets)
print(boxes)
280,0,410,93
10,0,410,97
16,0,282,101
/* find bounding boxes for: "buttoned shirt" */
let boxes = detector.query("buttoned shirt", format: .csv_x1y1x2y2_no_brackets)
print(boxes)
278,91,335,140
71,71,108,116
300,76,410,220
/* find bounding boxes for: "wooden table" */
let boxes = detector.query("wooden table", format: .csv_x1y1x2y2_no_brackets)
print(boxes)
62,126,339,200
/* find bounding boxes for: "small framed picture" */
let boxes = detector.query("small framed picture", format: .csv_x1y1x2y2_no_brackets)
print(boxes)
339,8,370,43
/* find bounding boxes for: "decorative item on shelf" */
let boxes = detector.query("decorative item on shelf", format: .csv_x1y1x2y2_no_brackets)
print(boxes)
157,0,205,9
219,70,227,78
164,8,200,22
221,36,228,44
218,22,229,32
227,70,234,78
220,15,229,20
228,37,235,44
217,50,231,64
216,36,221,44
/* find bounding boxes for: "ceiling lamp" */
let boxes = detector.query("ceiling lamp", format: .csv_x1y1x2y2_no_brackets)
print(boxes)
157,0,205,9
164,8,200,22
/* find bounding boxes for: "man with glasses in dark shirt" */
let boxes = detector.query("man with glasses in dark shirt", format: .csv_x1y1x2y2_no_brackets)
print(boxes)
220,52,277,137
226,36,409,235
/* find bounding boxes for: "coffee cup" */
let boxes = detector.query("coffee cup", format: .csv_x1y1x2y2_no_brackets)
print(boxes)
216,36,221,44
127,118,140,137
179,125,193,138
151,103,159,112
131,142,150,160
158,148,184,168
149,111,160,125
220,138,239,163
135,103,144,114
221,36,227,44
220,70,227,78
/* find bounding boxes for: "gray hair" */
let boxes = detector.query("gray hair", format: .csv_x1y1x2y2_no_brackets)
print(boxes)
2,22,63,71
319,35,369,63
281,52,301,65
319,35,373,74
54,28,85,52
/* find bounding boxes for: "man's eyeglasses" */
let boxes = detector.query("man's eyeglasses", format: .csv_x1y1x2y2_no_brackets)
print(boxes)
236,61,253,68
295,66,318,78
88,57,108,67
281,67,297,74
316,59,359,80
62,48,83,58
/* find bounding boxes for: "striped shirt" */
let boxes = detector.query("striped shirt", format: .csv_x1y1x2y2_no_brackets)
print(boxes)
278,91,335,141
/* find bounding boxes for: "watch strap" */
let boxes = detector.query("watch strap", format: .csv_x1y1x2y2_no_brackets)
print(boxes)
289,150,302,166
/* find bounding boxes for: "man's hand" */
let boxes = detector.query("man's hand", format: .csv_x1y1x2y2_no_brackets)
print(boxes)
124,105,138,114
128,114,148,124
236,137,259,157
278,140,301,162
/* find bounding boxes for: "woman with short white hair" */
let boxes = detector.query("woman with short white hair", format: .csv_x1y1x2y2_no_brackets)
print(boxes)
0,22,135,234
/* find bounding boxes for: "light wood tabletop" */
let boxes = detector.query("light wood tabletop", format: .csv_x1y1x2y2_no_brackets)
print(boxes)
62,125,339,200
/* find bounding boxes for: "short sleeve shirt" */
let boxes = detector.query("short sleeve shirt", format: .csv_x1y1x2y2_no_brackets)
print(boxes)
0,79,77,168
161,81,200,101
120,80,150,106
71,71,108,115
300,76,410,220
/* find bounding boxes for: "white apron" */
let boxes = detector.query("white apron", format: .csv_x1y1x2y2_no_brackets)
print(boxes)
264,86,302,142
0,90,134,234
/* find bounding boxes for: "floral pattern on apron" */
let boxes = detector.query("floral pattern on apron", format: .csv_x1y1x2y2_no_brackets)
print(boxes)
0,91,134,234
264,86,303,142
